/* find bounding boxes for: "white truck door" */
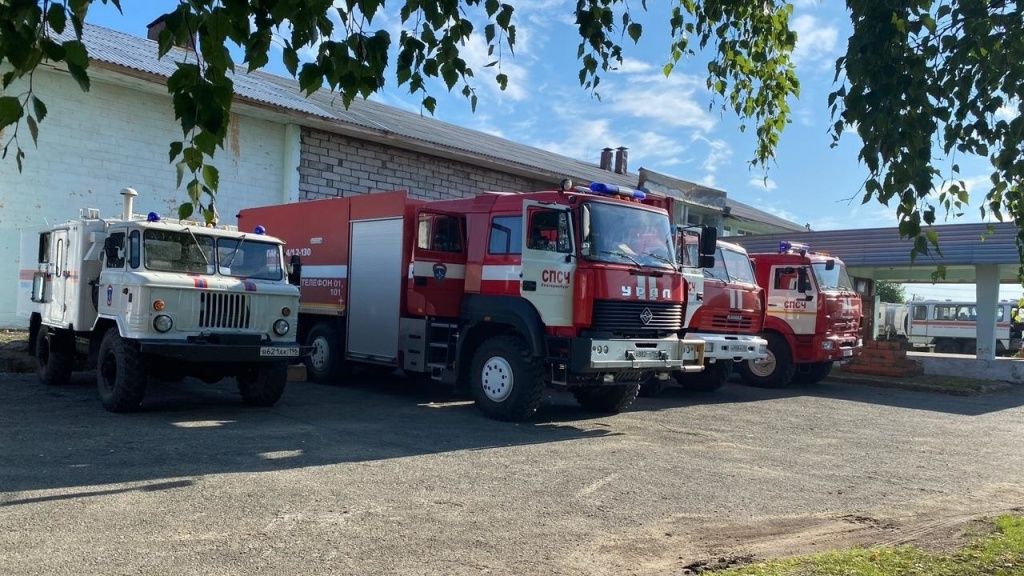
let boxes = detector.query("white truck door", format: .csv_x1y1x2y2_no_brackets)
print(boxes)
767,265,816,335
47,229,69,325
520,202,574,327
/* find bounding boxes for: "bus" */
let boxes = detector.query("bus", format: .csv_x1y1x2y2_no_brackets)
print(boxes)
881,300,1021,355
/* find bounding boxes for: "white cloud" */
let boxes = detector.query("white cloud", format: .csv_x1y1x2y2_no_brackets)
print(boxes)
531,122,688,169
996,100,1018,121
608,74,716,132
764,205,802,224
792,0,824,7
460,32,529,101
748,176,778,191
613,58,655,74
696,137,732,186
791,14,839,69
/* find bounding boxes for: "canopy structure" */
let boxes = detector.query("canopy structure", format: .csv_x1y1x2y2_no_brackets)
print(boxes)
733,222,1021,360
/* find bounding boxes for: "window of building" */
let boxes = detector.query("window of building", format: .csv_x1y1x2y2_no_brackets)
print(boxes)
488,216,522,255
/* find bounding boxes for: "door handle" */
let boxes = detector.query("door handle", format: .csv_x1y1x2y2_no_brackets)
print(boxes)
522,281,537,291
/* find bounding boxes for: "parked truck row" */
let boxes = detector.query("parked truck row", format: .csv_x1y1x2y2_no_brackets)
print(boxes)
21,184,864,420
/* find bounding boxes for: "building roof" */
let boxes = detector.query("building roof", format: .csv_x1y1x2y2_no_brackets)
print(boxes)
66,23,803,231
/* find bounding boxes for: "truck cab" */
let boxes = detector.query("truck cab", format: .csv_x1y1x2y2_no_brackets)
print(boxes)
26,188,301,412
740,241,862,387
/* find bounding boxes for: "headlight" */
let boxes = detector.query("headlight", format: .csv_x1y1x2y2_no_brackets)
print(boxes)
273,319,290,336
822,340,835,350
153,315,173,333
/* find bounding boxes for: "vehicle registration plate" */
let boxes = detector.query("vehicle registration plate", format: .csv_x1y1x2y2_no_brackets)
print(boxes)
633,350,660,359
260,346,300,357
842,348,853,358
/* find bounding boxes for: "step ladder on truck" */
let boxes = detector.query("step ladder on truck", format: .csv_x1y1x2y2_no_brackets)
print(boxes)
21,188,303,412
239,181,706,421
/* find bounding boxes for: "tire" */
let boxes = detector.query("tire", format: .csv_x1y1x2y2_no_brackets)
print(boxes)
237,363,288,407
305,322,344,382
738,333,795,388
638,376,665,397
573,382,641,414
678,360,731,392
96,330,147,413
792,361,832,385
35,327,73,386
470,335,545,421
934,339,959,354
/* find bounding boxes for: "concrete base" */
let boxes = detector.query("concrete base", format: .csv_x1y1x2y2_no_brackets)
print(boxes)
908,351,1024,385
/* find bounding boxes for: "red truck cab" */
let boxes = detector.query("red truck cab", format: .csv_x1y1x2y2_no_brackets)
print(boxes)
740,241,862,387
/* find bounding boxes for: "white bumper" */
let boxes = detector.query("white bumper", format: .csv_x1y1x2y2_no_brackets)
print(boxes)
585,337,705,372
690,332,768,362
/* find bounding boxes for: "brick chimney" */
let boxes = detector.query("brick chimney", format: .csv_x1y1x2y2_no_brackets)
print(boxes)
147,14,195,50
599,147,614,171
614,147,628,174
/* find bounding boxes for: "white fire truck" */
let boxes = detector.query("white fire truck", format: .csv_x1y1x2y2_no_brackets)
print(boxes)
239,183,706,421
22,188,302,412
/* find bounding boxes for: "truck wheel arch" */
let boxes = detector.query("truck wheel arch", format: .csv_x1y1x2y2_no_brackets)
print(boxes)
457,295,546,386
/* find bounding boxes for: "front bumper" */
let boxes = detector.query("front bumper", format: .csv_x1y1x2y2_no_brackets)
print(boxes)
816,335,862,362
138,337,304,363
570,336,705,372
690,332,768,362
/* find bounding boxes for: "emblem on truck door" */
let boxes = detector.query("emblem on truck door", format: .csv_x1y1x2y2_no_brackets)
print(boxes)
433,263,447,281
640,307,654,325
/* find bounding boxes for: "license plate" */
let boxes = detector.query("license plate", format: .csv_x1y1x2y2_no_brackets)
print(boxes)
260,346,299,357
633,350,660,359
842,349,853,358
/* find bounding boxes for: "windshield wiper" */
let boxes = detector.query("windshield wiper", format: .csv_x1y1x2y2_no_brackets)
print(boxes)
643,251,677,268
599,249,642,268
181,227,209,267
224,234,247,270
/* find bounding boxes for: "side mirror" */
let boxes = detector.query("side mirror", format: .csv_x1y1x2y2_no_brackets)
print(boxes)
825,259,835,271
287,255,302,286
699,225,718,256
797,267,812,294
698,254,716,269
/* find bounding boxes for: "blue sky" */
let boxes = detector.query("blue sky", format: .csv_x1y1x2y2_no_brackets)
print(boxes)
85,1,1020,301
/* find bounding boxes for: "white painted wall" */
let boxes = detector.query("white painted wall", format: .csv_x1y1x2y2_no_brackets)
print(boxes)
0,68,297,328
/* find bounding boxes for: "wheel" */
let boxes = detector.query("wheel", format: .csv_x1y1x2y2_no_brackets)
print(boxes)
738,333,795,388
678,360,731,392
237,363,288,407
934,339,959,354
305,322,344,382
573,382,641,414
638,376,665,397
470,335,545,421
35,327,73,386
792,361,832,385
96,329,147,412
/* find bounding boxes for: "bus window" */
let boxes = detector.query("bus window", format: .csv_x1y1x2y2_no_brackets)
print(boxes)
912,305,927,321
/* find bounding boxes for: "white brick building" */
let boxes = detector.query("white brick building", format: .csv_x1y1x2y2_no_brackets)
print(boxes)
0,23,801,327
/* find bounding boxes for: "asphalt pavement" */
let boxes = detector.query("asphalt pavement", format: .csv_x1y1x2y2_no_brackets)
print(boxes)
2,372,1023,575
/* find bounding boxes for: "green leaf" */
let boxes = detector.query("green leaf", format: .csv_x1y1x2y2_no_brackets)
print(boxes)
47,3,68,35
422,96,436,114
496,73,508,90
31,96,47,123
627,23,642,44
175,161,187,188
178,202,195,220
26,115,38,146
183,147,204,172
202,164,219,191
0,97,23,131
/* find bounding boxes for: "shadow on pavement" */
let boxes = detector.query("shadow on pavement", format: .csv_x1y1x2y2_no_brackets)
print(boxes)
0,371,619,496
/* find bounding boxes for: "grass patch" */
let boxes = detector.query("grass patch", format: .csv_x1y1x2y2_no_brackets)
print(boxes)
706,515,1024,575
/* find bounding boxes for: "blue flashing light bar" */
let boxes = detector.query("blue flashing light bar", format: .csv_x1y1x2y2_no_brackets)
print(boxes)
779,241,810,255
589,182,647,200
147,211,161,222
254,225,267,235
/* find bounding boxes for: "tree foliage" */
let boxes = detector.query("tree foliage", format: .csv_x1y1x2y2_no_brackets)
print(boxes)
0,0,1021,282
874,280,906,304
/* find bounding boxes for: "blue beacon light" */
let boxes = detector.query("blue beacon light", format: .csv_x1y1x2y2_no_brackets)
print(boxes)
147,211,161,222
254,225,266,235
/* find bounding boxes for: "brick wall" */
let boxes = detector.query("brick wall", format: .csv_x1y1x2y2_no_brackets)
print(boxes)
0,69,296,327
299,128,551,201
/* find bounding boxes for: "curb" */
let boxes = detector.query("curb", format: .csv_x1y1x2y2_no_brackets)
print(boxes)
828,372,1013,396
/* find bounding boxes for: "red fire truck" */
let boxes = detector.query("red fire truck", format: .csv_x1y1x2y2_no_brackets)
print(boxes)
740,241,862,387
640,195,768,394
238,184,705,421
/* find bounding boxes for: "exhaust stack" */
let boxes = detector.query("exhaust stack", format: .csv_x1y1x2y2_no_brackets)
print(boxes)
121,187,138,221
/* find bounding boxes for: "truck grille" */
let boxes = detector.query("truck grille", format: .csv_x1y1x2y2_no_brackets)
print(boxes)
198,291,251,329
591,300,683,336
711,313,760,332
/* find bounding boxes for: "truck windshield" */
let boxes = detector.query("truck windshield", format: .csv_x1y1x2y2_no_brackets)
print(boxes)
812,261,853,291
582,202,675,269
143,229,215,274
217,238,284,280
720,247,756,285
